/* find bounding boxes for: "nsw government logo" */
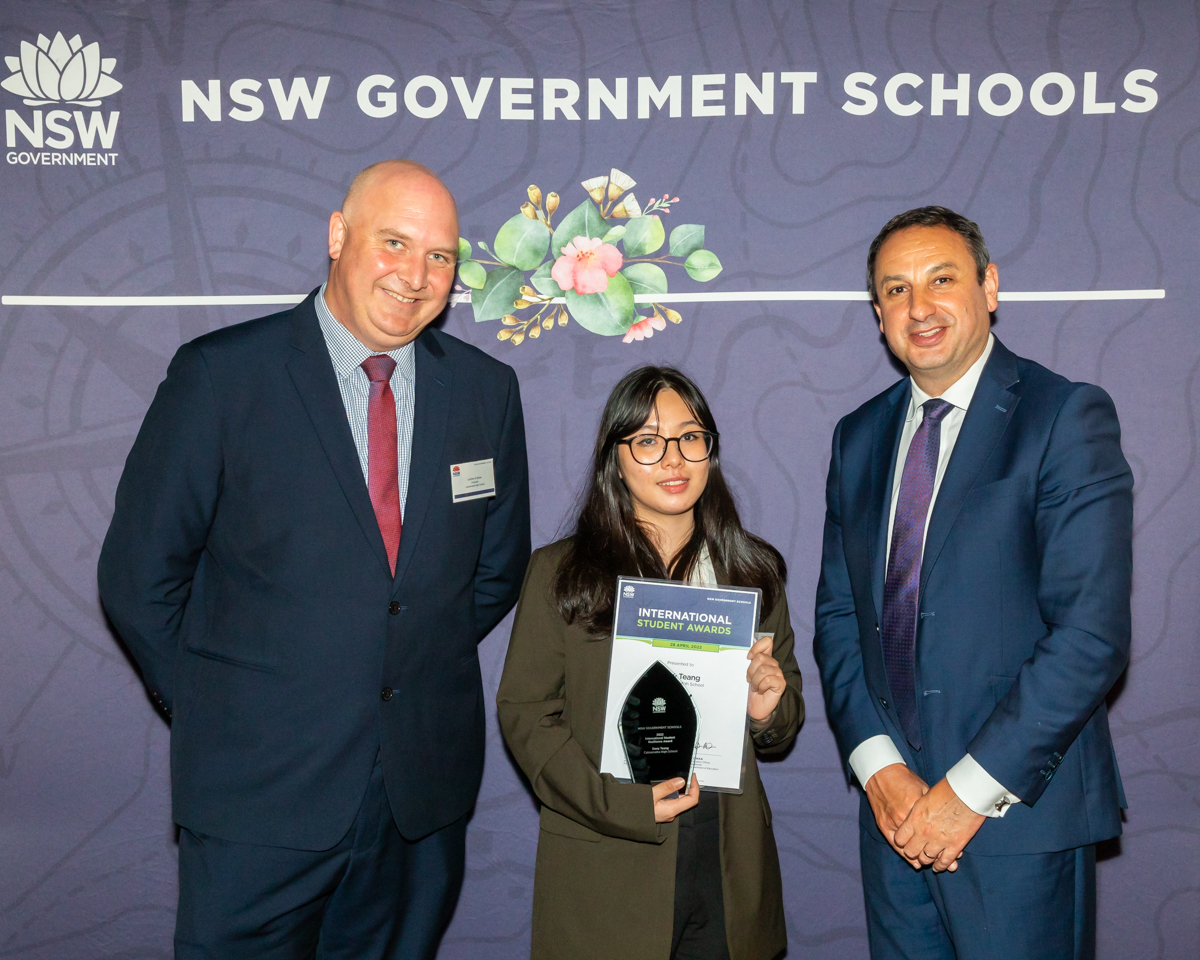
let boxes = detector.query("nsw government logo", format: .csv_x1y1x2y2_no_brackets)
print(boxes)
4,32,121,166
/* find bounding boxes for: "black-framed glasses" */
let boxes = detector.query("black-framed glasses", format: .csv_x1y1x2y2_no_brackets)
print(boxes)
618,430,717,465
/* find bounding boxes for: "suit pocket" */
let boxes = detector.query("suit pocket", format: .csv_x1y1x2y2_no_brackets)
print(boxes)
759,790,773,827
967,477,1027,503
185,645,275,673
539,806,602,843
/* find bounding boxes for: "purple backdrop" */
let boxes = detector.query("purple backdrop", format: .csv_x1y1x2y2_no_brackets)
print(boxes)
1,1,1197,957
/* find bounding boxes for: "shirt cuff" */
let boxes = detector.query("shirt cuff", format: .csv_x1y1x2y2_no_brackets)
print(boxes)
848,735,907,787
945,753,1022,817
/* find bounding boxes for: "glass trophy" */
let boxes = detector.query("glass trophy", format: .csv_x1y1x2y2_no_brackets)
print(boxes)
619,660,699,784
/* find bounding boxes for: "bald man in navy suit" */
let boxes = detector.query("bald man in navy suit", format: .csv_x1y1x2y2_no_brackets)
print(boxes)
100,161,530,959
814,206,1131,960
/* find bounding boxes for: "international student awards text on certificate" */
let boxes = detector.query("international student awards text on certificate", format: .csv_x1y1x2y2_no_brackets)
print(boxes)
599,576,762,793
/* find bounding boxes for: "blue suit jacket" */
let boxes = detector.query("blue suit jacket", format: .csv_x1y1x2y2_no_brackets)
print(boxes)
98,291,531,849
813,337,1131,856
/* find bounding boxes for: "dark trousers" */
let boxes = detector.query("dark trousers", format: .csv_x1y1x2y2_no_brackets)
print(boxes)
175,755,467,960
671,792,730,960
860,824,1096,960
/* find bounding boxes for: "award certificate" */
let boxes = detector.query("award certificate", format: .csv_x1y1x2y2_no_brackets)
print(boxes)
599,576,761,793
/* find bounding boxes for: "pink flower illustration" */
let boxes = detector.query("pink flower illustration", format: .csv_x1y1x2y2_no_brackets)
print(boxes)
622,313,667,343
551,236,623,295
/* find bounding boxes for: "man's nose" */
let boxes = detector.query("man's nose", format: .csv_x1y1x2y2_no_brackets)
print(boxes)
909,287,936,322
395,255,428,292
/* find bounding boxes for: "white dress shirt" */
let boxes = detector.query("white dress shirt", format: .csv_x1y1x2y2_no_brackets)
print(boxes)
847,334,1022,818
315,284,416,518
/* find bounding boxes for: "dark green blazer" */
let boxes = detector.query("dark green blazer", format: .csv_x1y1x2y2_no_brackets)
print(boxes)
497,539,804,960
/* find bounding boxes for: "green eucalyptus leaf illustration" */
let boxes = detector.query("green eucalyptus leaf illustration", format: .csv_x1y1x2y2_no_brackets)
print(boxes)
621,215,665,257
565,271,635,336
601,225,626,243
669,224,705,258
684,249,723,282
472,266,524,321
458,237,472,261
621,262,668,296
531,261,566,297
493,214,551,271
458,260,487,290
552,200,608,258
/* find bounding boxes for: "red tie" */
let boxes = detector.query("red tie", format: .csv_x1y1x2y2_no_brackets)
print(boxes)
361,355,401,575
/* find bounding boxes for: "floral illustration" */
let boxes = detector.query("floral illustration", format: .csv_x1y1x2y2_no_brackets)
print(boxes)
457,168,722,346
552,236,623,295
2,33,122,107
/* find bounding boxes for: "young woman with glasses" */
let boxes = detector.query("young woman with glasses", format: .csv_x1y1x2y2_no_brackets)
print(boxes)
497,366,803,960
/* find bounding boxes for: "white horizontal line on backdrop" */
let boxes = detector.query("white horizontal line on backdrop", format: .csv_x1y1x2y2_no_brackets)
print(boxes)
0,289,1166,307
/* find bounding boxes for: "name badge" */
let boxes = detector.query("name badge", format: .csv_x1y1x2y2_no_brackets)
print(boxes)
451,459,496,502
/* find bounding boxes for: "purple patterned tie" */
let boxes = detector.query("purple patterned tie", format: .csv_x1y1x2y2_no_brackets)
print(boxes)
882,398,954,747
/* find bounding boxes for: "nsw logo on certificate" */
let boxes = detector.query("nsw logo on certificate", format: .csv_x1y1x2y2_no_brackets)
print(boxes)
598,576,761,793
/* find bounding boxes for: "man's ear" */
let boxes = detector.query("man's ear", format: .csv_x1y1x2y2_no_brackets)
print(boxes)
873,300,884,332
328,211,347,261
982,262,999,313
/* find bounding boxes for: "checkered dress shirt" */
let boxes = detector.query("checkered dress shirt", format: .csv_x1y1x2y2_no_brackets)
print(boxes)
315,284,415,518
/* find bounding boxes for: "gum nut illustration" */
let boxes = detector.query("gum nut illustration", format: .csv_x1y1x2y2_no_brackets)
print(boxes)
581,174,610,204
551,236,624,295
610,194,642,219
606,168,636,200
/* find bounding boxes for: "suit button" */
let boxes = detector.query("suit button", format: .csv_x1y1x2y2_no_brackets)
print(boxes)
381,687,393,701
388,601,401,615
879,697,889,709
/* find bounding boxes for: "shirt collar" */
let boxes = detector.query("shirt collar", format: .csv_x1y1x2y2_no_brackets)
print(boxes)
906,332,995,421
315,283,415,381
689,543,717,586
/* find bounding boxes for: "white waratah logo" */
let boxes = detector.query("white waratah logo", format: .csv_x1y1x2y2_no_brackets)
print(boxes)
2,32,122,106
652,697,666,714
623,584,636,597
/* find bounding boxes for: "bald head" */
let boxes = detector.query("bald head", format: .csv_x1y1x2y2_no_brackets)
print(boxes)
324,159,461,352
340,159,457,228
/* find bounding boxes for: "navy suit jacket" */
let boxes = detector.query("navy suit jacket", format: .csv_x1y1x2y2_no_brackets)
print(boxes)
813,337,1131,856
98,291,531,849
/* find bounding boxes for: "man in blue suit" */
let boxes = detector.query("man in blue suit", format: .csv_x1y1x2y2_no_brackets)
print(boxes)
814,206,1131,960
99,160,531,958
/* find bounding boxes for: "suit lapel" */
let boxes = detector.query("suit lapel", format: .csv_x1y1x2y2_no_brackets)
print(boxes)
919,339,1020,593
285,295,392,577
393,329,452,586
869,381,910,624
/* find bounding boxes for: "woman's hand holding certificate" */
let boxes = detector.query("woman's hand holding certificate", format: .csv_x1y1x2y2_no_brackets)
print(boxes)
746,634,786,726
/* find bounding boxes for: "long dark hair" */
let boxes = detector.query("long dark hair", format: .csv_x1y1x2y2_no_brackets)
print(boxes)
553,366,786,635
